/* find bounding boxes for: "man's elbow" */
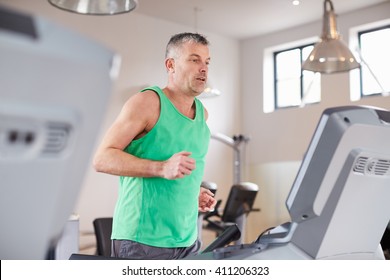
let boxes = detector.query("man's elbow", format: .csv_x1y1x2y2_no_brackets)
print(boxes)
92,154,105,173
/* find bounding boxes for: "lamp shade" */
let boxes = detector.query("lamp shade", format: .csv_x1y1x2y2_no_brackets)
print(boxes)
48,0,138,15
302,0,360,74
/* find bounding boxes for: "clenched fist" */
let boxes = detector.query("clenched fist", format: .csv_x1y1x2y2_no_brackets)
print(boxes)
162,151,196,179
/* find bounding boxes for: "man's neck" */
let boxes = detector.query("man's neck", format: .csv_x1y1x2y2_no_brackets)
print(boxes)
163,86,196,119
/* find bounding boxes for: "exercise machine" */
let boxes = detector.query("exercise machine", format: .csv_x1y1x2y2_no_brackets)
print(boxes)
190,106,390,260
203,182,259,245
0,5,117,259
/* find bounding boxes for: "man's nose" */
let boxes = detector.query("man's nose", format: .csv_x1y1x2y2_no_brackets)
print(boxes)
200,63,208,73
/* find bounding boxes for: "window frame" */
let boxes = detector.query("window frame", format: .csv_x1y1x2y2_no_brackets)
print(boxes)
350,20,390,101
273,43,318,110
357,24,390,98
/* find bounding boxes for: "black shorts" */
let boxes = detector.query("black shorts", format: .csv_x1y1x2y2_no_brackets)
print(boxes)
111,239,201,260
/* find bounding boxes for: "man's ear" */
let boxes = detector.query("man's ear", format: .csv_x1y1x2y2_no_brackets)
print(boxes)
165,58,175,73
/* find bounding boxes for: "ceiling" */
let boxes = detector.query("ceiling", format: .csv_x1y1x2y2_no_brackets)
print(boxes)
133,0,389,39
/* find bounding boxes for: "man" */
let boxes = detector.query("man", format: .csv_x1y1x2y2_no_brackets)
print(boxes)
93,32,216,259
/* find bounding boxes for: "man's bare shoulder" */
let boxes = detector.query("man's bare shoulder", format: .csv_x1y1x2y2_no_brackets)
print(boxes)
124,89,160,112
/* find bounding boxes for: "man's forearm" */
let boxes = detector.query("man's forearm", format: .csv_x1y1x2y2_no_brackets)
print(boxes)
93,148,164,178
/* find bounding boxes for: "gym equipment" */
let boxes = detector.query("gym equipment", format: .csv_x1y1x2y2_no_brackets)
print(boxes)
202,224,241,253
0,5,117,259
192,106,390,260
203,182,259,245
211,133,250,184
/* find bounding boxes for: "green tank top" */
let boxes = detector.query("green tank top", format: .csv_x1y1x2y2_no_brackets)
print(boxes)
111,86,210,248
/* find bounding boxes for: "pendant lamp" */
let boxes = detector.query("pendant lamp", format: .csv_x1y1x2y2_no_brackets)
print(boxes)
48,0,138,15
302,0,360,74
198,83,222,98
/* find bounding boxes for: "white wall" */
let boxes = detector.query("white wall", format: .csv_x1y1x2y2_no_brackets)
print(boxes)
2,0,241,232
241,2,390,241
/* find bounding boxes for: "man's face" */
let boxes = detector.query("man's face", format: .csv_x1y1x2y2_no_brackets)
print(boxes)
172,42,210,95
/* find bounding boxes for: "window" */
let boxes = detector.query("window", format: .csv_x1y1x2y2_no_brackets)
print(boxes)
358,25,390,97
263,38,320,113
273,44,321,110
350,21,390,101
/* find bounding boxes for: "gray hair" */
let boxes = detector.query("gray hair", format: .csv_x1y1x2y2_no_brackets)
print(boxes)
165,32,209,59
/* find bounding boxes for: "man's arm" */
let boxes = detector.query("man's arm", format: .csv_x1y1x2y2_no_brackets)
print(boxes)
93,90,195,179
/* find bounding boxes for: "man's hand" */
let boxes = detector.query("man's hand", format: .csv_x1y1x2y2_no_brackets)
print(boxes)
162,151,195,179
198,187,217,212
